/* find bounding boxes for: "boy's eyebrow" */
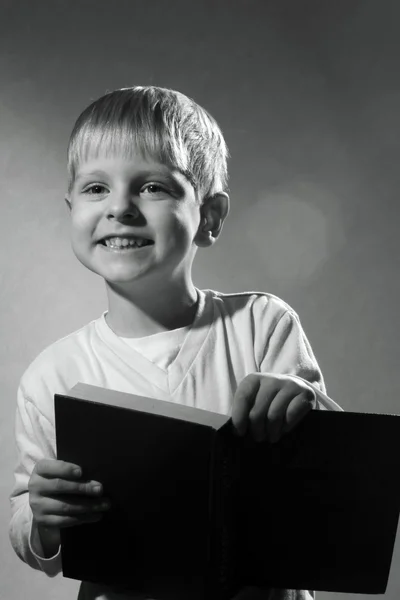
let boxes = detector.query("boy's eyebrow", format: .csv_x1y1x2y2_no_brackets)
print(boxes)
75,170,109,182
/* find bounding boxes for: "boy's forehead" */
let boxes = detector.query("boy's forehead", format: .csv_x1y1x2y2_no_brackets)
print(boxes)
75,154,179,179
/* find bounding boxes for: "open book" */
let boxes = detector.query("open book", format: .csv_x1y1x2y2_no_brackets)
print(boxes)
54,383,400,599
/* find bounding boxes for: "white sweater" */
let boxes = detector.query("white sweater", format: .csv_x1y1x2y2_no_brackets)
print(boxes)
9,288,342,600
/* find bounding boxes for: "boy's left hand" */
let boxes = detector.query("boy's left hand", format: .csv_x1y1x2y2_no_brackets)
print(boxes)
232,373,316,443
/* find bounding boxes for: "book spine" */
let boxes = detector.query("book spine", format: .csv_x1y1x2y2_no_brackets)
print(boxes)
208,427,240,600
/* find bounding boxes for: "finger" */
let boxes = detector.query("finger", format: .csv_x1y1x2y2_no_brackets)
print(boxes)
231,375,261,436
38,512,105,529
248,377,286,442
263,387,296,443
282,392,314,434
35,460,84,480
37,495,111,517
37,476,104,497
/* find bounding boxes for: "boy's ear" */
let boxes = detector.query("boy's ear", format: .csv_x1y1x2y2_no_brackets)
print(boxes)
195,192,230,248
64,196,72,212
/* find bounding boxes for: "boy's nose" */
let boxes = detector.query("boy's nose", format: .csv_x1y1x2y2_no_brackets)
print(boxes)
106,194,140,220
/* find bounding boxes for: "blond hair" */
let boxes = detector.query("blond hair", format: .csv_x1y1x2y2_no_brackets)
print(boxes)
67,86,229,201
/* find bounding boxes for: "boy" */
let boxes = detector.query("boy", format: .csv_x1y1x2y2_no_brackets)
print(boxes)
9,86,341,600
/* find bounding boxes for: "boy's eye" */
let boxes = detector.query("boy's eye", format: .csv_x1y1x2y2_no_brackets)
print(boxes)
83,184,108,195
80,182,170,197
142,183,168,195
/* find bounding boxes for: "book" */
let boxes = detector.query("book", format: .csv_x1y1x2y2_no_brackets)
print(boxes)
54,383,400,598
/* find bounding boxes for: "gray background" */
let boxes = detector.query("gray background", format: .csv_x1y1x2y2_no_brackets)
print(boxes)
1,0,399,599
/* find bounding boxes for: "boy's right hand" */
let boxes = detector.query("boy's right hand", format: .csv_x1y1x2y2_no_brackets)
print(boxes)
29,459,110,529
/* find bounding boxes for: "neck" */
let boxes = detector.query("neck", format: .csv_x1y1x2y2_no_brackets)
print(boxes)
104,278,199,338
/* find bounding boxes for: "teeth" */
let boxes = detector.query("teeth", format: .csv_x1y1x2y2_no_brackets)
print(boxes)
104,237,149,249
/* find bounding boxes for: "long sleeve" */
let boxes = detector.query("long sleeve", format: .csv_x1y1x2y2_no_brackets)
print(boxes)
9,383,62,576
257,307,342,600
260,309,342,412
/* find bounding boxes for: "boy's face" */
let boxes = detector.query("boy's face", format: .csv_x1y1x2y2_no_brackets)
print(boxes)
66,152,203,287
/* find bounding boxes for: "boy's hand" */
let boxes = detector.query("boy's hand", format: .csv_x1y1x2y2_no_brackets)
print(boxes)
29,459,110,529
232,373,316,443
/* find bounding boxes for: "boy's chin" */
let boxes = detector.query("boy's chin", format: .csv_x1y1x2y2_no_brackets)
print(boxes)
101,270,149,285
78,260,150,284
74,252,153,280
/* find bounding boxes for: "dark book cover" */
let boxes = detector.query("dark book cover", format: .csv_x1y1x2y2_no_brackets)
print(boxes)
55,383,400,598
55,383,240,600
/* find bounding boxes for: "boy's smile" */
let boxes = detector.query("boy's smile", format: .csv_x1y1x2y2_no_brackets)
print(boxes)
65,154,203,287
97,232,155,253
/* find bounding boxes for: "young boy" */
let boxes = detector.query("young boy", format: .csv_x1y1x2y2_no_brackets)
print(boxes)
9,86,341,600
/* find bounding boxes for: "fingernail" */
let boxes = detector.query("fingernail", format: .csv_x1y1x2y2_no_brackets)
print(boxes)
93,485,102,494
